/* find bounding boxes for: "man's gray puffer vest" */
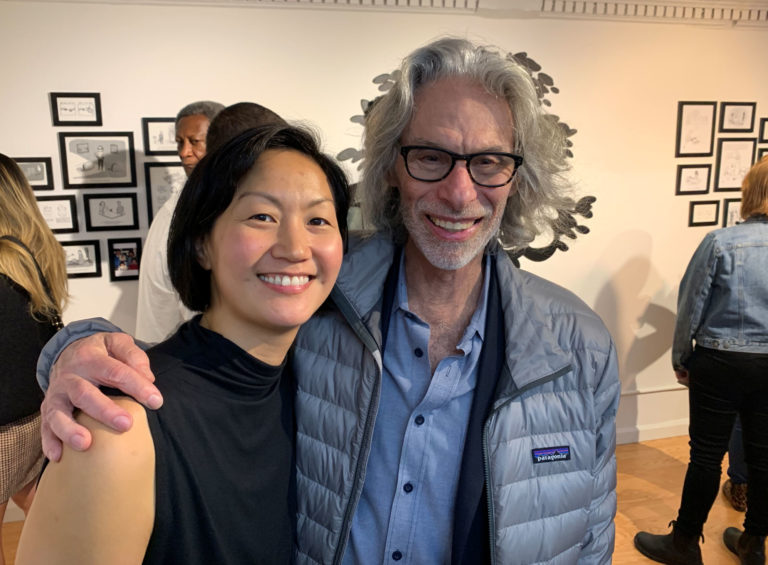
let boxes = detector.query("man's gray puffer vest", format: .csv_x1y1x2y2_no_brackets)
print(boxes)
292,234,620,565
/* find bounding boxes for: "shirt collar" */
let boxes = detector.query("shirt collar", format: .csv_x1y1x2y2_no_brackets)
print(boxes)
394,252,490,347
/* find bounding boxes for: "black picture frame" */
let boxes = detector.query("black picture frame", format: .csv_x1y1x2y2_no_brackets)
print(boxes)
723,198,742,228
107,237,142,281
83,192,139,231
61,240,102,279
36,195,78,234
14,157,54,190
714,138,756,192
688,200,720,227
718,102,756,133
675,164,710,195
50,92,102,126
58,131,136,188
144,162,186,222
142,117,177,156
675,101,716,157
760,118,768,143
758,147,768,161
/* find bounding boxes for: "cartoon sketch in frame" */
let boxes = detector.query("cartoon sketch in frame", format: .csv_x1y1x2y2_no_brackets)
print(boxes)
61,240,102,278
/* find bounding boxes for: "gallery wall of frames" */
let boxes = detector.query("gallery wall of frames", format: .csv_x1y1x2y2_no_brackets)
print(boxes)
14,93,185,283
674,101,768,228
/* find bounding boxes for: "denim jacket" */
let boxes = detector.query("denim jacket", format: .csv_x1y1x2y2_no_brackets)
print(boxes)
672,215,768,369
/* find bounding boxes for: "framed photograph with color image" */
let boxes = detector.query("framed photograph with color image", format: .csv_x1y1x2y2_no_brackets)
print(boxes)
714,138,756,192
142,117,177,156
83,192,139,231
688,200,720,227
107,237,142,281
675,164,710,195
675,101,716,157
36,195,78,234
49,92,102,126
723,198,742,228
144,162,186,222
14,157,54,190
61,240,102,279
58,131,136,189
718,102,756,133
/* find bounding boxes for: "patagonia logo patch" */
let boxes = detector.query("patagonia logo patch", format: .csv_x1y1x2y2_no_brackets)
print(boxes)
532,446,571,464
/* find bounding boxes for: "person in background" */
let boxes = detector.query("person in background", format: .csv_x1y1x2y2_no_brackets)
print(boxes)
16,124,349,564
37,37,619,563
136,100,224,342
634,155,768,565
0,154,67,565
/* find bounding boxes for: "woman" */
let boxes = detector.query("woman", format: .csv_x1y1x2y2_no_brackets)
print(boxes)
0,154,68,565
635,156,768,565
16,125,349,564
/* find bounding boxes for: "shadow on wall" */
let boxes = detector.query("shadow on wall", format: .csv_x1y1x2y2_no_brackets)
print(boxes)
592,232,677,438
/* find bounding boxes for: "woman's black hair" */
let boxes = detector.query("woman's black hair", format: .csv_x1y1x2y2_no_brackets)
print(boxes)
168,123,350,312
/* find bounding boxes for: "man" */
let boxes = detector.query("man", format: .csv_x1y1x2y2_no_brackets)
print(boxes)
136,101,284,342
136,100,223,342
38,38,619,564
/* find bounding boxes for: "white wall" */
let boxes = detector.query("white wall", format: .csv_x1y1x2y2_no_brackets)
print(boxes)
2,1,767,454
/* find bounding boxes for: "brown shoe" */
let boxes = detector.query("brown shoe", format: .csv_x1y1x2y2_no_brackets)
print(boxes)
723,479,748,512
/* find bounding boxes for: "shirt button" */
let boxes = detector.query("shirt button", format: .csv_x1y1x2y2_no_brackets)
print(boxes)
414,414,425,426
403,482,413,493
392,550,403,561
414,347,424,357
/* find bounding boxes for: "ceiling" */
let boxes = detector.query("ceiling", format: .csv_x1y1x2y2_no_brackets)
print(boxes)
6,0,768,26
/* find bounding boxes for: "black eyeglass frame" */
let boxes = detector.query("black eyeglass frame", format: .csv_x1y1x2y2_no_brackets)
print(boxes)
399,145,524,188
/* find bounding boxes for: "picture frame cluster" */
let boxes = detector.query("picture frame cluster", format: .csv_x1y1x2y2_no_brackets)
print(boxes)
13,92,185,280
675,100,767,228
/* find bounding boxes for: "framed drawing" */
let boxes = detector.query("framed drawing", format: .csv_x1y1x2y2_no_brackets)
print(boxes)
760,118,768,143
36,195,78,234
14,157,54,190
688,200,720,227
675,164,710,195
718,102,756,133
142,117,177,156
107,237,142,281
83,193,139,231
50,92,102,126
714,138,756,191
723,198,742,228
144,162,186,221
758,147,768,161
59,131,136,188
61,240,102,278
675,101,716,157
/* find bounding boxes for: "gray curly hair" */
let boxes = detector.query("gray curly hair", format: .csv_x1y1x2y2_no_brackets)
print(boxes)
175,100,225,127
358,37,573,253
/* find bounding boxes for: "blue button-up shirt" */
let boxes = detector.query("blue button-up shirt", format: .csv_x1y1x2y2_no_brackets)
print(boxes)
343,255,489,565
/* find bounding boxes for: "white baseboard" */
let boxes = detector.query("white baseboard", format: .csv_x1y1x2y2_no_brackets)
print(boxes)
617,419,689,445
3,500,23,522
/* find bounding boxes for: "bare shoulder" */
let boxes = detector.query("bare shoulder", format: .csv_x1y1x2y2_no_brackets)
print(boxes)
16,397,155,565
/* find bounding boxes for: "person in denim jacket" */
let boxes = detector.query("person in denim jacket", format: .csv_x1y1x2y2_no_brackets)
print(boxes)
635,155,768,565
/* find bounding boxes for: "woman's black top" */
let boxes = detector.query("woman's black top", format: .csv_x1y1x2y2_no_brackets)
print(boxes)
141,316,296,564
0,274,54,425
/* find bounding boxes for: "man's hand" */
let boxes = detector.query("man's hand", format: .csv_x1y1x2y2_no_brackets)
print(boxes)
41,332,162,461
675,368,690,388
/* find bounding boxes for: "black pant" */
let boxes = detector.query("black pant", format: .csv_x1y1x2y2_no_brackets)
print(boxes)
676,347,768,537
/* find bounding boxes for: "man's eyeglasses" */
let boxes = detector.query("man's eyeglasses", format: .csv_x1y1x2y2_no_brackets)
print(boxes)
399,146,523,188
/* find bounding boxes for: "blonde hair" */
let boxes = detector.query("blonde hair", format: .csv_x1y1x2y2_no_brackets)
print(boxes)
0,153,68,321
741,155,768,219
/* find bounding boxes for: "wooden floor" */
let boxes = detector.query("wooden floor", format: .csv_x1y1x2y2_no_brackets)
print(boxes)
1,435,745,564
